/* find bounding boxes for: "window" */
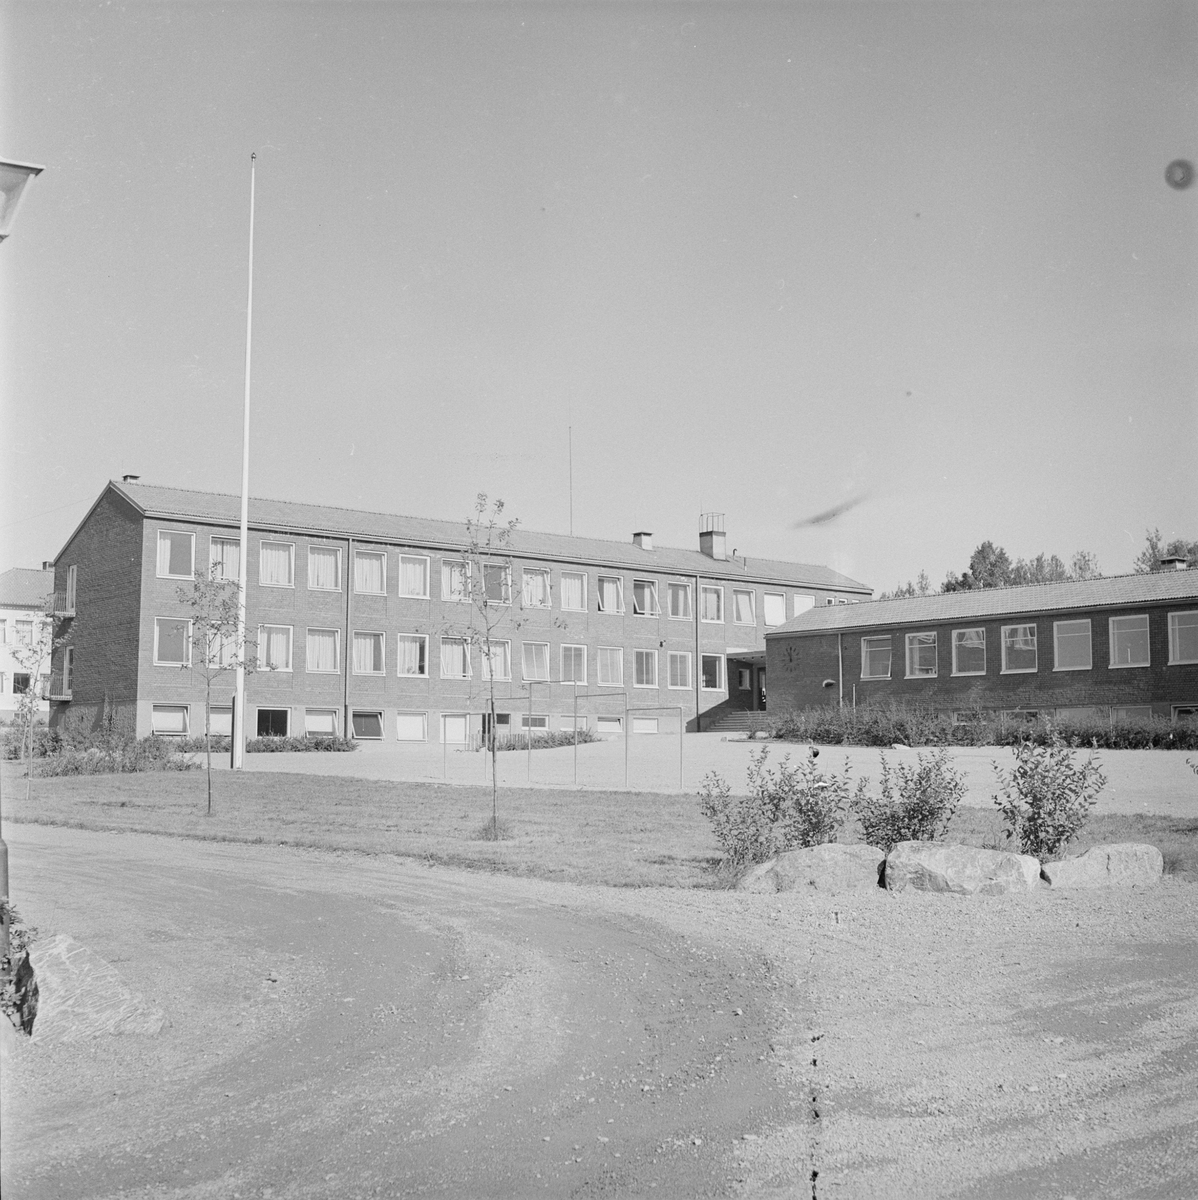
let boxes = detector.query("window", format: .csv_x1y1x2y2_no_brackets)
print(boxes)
62,647,74,691
305,709,339,738
522,642,549,681
632,580,659,616
1172,705,1198,725
793,594,815,617
632,716,659,735
396,712,428,741
205,628,236,668
352,630,385,675
151,704,190,735
952,629,986,676
442,559,469,602
733,590,755,625
1168,611,1198,665
396,710,429,739
520,713,549,731
259,541,294,587
1053,620,1092,671
1110,615,1150,667
258,625,293,671
482,640,512,681
306,628,340,673
157,530,194,579
0,619,6,643
634,649,657,687
596,716,623,735
308,546,341,591
668,582,692,620
439,637,470,679
738,668,751,690
1056,706,1106,722
154,617,191,666
561,644,587,684
763,593,786,627
522,568,551,608
861,636,892,680
597,575,623,614
15,619,32,645
208,707,232,737
701,654,725,690
1112,705,1153,721
210,537,240,582
12,673,30,694
560,572,586,611
597,646,623,686
399,555,430,598
905,632,937,678
825,597,836,606
63,564,78,611
700,586,723,623
668,651,691,689
351,711,384,740
1001,625,1037,673
257,708,290,738
442,713,470,743
397,634,428,677
483,563,512,605
354,550,386,595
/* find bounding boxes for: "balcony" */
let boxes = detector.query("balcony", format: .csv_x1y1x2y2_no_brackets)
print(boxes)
47,592,75,618
47,673,72,701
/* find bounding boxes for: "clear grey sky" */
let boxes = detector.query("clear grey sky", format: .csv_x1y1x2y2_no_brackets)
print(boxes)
2,2,1195,590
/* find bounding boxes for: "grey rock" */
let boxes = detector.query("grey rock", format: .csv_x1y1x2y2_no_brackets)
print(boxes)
737,843,885,894
1042,843,1163,889
885,842,1041,896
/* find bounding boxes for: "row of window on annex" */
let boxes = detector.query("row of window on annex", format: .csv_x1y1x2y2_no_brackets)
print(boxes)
857,611,1198,680
150,617,730,690
151,529,834,625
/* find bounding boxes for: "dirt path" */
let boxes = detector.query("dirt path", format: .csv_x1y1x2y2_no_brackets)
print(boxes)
4,825,1198,1198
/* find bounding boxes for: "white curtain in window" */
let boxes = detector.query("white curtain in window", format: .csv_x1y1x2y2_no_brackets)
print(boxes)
597,646,623,685
355,552,385,594
668,653,690,688
734,591,754,624
260,542,292,586
353,632,383,673
560,573,585,610
207,630,236,668
598,576,621,613
397,635,426,676
701,588,722,621
400,556,428,597
443,561,468,601
210,538,240,581
522,642,549,680
482,641,511,680
523,570,549,607
309,547,339,590
669,584,691,619
158,531,192,577
440,638,470,678
262,626,292,670
635,650,657,686
561,645,585,682
307,629,338,672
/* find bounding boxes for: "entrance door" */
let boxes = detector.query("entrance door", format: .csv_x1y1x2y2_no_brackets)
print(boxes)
757,668,767,711
441,713,469,744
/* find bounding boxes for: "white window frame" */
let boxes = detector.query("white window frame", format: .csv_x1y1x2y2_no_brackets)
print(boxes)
1167,611,1198,665
861,635,892,680
632,579,660,617
522,641,550,682
560,643,587,684
209,537,241,582
521,567,552,609
258,624,294,672
353,549,387,596
596,646,624,687
667,650,692,690
733,589,756,626
65,564,78,610
62,646,74,691
442,559,470,603
395,711,428,742
1112,705,1153,721
597,575,624,614
763,593,786,627
1109,614,1150,668
307,545,342,592
304,708,340,738
351,710,385,740
792,593,815,617
700,585,724,623
634,648,658,688
559,571,587,612
398,554,431,599
352,630,386,676
396,633,429,678
952,628,987,677
151,704,190,736
520,713,549,731
305,627,341,674
256,707,292,738
1053,619,1093,672
667,582,692,620
481,639,512,682
154,617,192,667
700,653,725,691
259,540,295,588
438,636,472,680
482,563,513,606
1001,624,1038,674
156,530,195,580
905,631,937,679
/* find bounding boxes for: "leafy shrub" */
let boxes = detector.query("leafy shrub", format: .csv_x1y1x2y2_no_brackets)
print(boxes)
698,747,854,867
852,749,966,851
36,736,197,776
992,735,1107,860
493,728,600,751
245,736,357,753
1,723,60,761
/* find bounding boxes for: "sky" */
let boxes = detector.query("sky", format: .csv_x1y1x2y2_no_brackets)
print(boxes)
2,1,1195,592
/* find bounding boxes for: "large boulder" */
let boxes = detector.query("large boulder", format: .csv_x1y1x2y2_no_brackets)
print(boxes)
885,841,1041,896
1042,843,1163,889
736,843,885,894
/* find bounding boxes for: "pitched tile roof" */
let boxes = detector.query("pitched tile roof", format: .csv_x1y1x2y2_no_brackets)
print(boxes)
0,567,55,608
105,481,871,592
767,570,1198,636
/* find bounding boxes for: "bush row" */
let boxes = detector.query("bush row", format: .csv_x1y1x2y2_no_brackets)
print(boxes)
493,728,600,752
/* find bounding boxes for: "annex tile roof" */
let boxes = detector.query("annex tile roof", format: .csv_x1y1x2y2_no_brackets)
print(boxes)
0,567,54,608
767,571,1198,637
103,481,871,592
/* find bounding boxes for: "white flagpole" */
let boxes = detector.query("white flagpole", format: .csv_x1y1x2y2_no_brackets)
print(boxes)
233,152,255,771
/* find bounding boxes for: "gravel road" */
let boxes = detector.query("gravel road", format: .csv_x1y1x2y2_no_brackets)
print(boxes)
4,825,1197,1199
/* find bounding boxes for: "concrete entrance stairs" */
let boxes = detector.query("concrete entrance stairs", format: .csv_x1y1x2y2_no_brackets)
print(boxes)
703,710,769,734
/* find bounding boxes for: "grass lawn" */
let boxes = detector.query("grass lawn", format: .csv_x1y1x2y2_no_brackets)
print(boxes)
5,763,1196,887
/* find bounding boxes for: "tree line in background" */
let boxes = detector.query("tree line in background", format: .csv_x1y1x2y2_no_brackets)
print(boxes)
878,528,1198,600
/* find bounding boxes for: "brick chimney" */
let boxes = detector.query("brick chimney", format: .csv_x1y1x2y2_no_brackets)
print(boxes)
699,512,726,560
633,531,653,551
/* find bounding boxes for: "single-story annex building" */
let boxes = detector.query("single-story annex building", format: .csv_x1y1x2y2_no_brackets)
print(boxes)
765,569,1198,724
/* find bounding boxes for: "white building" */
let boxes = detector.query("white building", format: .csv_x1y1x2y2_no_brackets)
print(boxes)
0,567,54,720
